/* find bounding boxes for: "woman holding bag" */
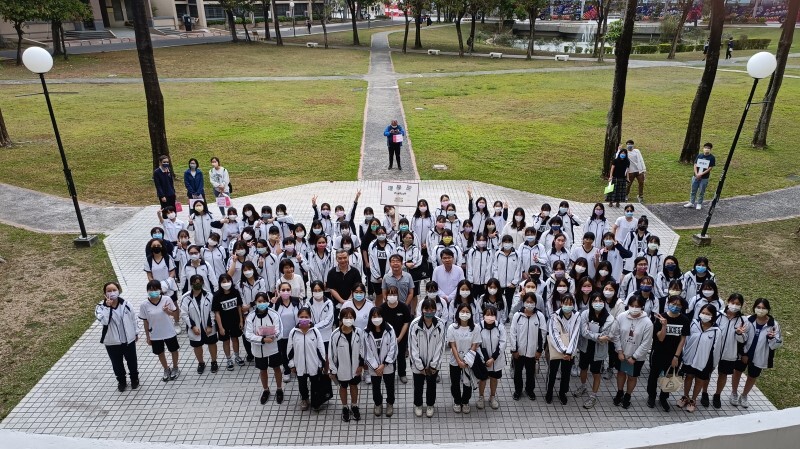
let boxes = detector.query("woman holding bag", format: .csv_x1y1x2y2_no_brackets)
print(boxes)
209,156,230,216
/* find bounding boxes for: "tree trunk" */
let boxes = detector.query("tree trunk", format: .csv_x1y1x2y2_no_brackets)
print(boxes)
455,13,464,57
679,0,724,163
263,1,271,40
0,107,10,147
668,2,692,59
602,0,638,178
60,24,68,60
272,0,283,45
527,8,538,59
468,11,477,53
226,9,239,42
752,0,799,148
322,17,328,48
349,3,360,45
52,21,63,56
598,14,608,62
242,20,251,42
132,0,170,169
14,22,23,66
414,12,422,49
403,11,410,53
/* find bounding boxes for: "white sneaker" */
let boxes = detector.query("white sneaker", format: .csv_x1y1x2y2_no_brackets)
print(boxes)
462,404,471,414
490,396,500,409
696,204,702,210
683,202,695,208
573,384,588,397
571,364,580,377
476,396,485,409
414,406,423,417
453,404,462,413
729,392,739,406
603,368,615,380
739,395,749,408
365,376,372,385
426,406,434,418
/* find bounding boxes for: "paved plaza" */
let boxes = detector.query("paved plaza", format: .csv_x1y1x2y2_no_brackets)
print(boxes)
0,180,775,446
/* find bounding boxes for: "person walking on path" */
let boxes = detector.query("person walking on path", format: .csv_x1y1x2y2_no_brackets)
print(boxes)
726,37,734,60
384,120,406,171
684,143,716,210
153,154,176,210
623,140,647,203
306,19,312,34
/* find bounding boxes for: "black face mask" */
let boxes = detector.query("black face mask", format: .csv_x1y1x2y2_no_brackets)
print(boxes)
192,283,203,291
151,247,162,254
638,225,647,231
529,274,540,282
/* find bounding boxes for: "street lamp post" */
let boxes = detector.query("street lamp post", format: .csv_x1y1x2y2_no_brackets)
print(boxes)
693,51,777,246
289,1,296,37
22,47,98,247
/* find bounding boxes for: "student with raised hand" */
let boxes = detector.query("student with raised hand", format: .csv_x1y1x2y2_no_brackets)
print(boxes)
476,305,505,410
410,298,447,418
364,307,398,417
509,292,547,401
646,295,690,412
730,298,783,408
447,303,482,414
287,307,327,412
490,200,509,234
96,281,139,392
311,196,334,236
502,207,527,247
595,231,632,282
181,274,219,374
710,293,748,409
139,280,181,382
330,307,366,422
611,295,653,409
245,292,285,405
687,279,724,321
656,256,682,299
546,294,580,405
467,187,490,233
677,304,722,413
575,293,614,409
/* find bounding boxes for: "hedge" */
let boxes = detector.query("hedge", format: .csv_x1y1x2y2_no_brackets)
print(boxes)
634,44,658,54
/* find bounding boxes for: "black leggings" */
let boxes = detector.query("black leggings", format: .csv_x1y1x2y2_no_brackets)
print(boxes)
372,373,396,405
413,372,437,406
388,145,401,168
513,355,536,395
298,374,325,408
647,351,676,398
608,341,620,371
547,358,572,396
105,342,138,382
277,339,290,374
449,365,472,405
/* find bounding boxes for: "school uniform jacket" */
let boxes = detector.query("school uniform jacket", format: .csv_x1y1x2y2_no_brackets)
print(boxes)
201,245,228,281
509,310,547,358
545,247,571,274
717,313,747,362
244,309,282,357
287,327,326,377
303,249,333,283
394,243,423,271
598,243,632,282
455,231,475,254
96,298,138,346
681,270,716,303
368,240,396,282
365,325,399,376
547,310,581,356
578,309,615,361
478,322,507,372
621,230,651,272
426,230,444,257
310,298,335,342
619,273,644,302
190,212,216,244
682,320,722,371
639,251,665,279
468,200,489,233
239,278,267,306
542,232,572,254
686,294,724,320
517,242,548,274
182,261,218,294
493,250,521,287
583,218,609,249
743,315,783,369
556,212,581,245
656,271,682,299
257,253,280,293
409,316,447,374
431,244,464,267
611,311,654,361
416,296,449,323
466,247,494,286
411,215,435,248
444,217,462,235
179,290,217,341
330,328,366,381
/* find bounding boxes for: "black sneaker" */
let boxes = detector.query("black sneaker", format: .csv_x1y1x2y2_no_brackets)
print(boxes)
647,395,656,408
351,406,361,421
210,361,219,373
622,393,632,409
613,391,624,406
659,393,671,412
342,406,351,422
545,393,553,404
117,381,127,392
701,392,710,407
246,354,255,363
512,392,521,401
130,378,140,390
558,393,568,405
275,388,284,404
527,392,536,401
712,394,722,409
260,390,271,405
197,362,206,374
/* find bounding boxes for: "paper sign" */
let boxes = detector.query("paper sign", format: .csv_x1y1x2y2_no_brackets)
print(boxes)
392,134,404,143
257,326,276,338
695,158,710,170
380,182,419,206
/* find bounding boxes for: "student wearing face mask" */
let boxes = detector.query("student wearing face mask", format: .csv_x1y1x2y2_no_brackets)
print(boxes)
477,305,506,410
455,218,475,254
182,245,217,294
447,303,482,413
479,278,507,324
687,279,723,321
493,235,521,310
546,234,571,272
378,285,412,384
509,292,547,401
183,158,205,204
595,232,632,282
213,274,246,369
328,191,361,237
619,257,650,301
532,204,552,243
144,237,179,330
482,218,501,252
632,276,659,318
443,203,462,235
541,261,574,310
153,154,176,210
709,293,748,409
518,227,547,275
681,257,715,304
367,227,395,306
180,274,219,374
418,281,449,323
172,232,190,292
656,257,682,299
511,271,544,316
611,204,637,245
255,239,280,293
209,156,230,216
311,197,334,236
239,260,266,310
647,295,690,412
490,200,509,233
678,304,722,413
594,261,616,292
541,216,572,251
382,205,399,241
245,292,284,404
575,293,614,409
277,258,305,299
602,282,624,380
583,203,609,249
570,233,599,278
333,221,360,250
569,258,591,287
639,235,664,279
409,299,447,417
330,307,366,422
303,235,333,284
502,207,527,247
433,229,464,268
607,149,629,208
364,307,398,417
202,232,227,283
273,204,295,241
139,280,181,382
241,203,260,229
610,295,653,409
466,187,489,233
546,295,580,405
466,232,494,298
555,201,580,244
730,298,782,409
621,216,651,274
157,206,187,245
220,207,244,247
394,231,423,307
342,283,375,331
412,199,435,260
188,200,215,244
288,307,327,412
622,140,647,203
227,241,250,291
274,282,302,382
448,280,481,327
97,281,139,391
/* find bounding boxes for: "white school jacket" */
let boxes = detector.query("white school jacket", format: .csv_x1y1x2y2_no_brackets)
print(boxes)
717,313,748,362
686,294,724,320
367,240,395,282
244,309,282,357
411,215,435,248
190,212,215,244
598,244,630,282
542,232,573,255
444,217,462,235
611,311,653,361
583,218,609,249
547,310,581,356
478,322,507,372
333,232,361,251
416,295,449,323
621,230,651,272
426,229,444,257
656,271,682,299
364,325,399,376
509,310,547,358
578,309,615,361
545,247,571,274
303,249,333,283
330,328,366,381
743,315,783,369
493,250,521,287
639,251,665,279
517,242,548,274
201,245,227,281
618,272,643,301
96,298,138,346
395,243,423,271
681,270,716,303
409,316,447,374
501,223,526,248
182,261,218,293
257,253,280,293
466,247,494,285
310,298,335,342
179,290,217,341
239,277,267,306
556,212,581,246
431,244,464,267
287,327,326,376
682,320,722,371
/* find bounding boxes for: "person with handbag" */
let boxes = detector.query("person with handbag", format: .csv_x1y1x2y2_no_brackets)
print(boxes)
545,294,580,405
646,294,690,412
677,304,723,413
209,156,231,216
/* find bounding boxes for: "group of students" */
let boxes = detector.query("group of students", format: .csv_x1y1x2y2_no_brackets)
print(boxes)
95,188,783,422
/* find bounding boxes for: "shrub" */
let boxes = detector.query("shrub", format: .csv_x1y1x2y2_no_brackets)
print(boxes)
695,43,705,51
634,44,658,54
658,43,672,53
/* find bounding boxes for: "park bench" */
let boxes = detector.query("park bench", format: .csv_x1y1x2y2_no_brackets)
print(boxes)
307,42,319,48
427,49,440,55
555,54,570,61
489,52,503,59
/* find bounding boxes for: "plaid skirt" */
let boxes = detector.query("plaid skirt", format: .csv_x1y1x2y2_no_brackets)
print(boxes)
606,177,628,203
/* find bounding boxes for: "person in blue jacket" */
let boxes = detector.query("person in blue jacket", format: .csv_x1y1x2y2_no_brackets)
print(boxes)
184,158,206,203
383,120,405,171
153,154,176,210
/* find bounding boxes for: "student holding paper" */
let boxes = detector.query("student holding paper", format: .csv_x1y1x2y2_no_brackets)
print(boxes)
384,120,405,170
684,143,716,210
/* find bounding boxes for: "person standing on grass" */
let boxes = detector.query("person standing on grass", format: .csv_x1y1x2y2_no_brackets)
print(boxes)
209,156,230,216
384,120,405,170
97,281,139,392
623,140,647,203
685,143,716,210
702,39,709,61
183,158,205,204
153,154,176,210
606,147,629,208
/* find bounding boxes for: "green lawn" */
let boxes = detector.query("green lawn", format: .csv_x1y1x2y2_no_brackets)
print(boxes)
0,43,369,79
391,51,606,74
673,219,800,409
0,80,366,205
400,67,800,203
0,224,116,420
283,24,407,47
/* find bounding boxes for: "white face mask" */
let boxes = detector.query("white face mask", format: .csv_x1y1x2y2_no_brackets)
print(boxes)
342,244,352,251
220,282,232,290
628,307,642,316
699,314,712,323
515,215,524,221
754,308,768,317
295,231,306,239
727,304,741,313
524,303,536,311
236,249,246,257
598,269,610,277
459,290,471,298
502,243,513,250
525,288,536,294
189,254,200,261
167,213,176,220
494,207,502,213
312,291,324,300
647,243,659,251
458,312,472,322
371,317,383,327
387,295,399,305
574,266,586,274
487,287,498,295
556,286,568,294
243,270,254,278
702,290,715,298
669,290,682,297
342,318,355,327
603,290,615,299
207,239,218,247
